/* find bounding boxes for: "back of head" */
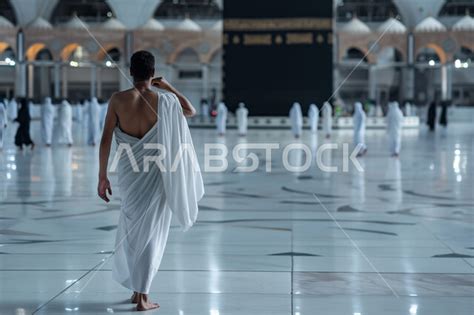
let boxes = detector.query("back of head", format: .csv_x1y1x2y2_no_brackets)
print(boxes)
130,50,155,82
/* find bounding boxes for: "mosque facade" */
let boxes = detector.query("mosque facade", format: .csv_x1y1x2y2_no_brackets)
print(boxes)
0,0,473,113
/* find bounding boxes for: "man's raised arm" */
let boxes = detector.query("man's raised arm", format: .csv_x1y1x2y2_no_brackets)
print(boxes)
151,77,196,117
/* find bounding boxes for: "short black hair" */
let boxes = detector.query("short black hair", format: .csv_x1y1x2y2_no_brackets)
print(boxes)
130,50,155,81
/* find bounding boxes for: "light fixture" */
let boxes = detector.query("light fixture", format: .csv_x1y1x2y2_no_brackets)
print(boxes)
105,60,113,67
70,60,79,67
428,60,435,66
454,59,462,68
4,57,15,66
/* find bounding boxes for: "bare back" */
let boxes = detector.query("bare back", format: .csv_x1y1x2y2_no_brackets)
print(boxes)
112,88,159,139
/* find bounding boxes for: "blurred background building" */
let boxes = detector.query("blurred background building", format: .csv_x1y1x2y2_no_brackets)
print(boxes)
0,0,473,111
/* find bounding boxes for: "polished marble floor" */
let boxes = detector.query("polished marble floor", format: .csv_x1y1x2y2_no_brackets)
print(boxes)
0,121,473,314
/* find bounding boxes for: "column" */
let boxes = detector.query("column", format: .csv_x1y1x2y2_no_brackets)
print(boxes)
441,63,452,101
119,60,132,91
201,63,209,100
368,64,376,101
27,63,34,98
39,63,50,98
90,63,97,99
61,65,68,98
54,62,60,99
15,29,27,97
118,31,133,91
167,64,175,84
96,66,102,99
402,67,415,101
403,33,415,101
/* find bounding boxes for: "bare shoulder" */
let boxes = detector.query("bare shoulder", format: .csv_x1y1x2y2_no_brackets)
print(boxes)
111,89,134,102
108,89,134,109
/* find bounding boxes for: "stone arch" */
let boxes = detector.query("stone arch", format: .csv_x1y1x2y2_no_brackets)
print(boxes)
344,46,370,63
203,46,222,64
339,42,377,64
0,42,12,54
377,46,405,63
96,45,121,62
168,44,201,64
26,43,48,61
416,43,447,64
60,43,91,62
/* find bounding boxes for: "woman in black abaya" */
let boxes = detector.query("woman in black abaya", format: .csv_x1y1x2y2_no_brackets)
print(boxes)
14,98,35,150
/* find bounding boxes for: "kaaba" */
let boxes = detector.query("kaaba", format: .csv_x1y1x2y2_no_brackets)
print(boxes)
223,1,334,116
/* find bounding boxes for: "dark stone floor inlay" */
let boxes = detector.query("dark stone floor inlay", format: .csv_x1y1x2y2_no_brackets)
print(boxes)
337,205,363,212
95,225,118,231
432,253,474,258
269,252,320,257
339,227,398,236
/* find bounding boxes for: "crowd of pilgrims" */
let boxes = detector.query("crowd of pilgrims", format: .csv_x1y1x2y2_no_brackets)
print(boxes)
214,100,449,158
0,97,108,150
0,97,448,158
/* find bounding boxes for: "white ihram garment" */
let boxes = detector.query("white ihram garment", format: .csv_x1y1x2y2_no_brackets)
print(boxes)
308,104,319,133
289,102,303,137
236,103,248,135
386,102,404,155
57,101,73,145
216,102,227,134
353,102,367,151
322,102,332,136
112,92,204,294
41,98,55,145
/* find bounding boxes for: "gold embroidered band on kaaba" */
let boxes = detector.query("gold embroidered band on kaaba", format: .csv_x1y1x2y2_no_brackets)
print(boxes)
224,18,332,31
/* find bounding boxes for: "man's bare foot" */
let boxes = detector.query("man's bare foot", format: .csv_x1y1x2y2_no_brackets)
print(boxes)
136,293,160,311
131,292,138,303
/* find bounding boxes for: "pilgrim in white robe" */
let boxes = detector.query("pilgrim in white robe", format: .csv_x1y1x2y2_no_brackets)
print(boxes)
216,102,227,135
375,104,383,117
308,104,319,133
404,102,412,116
322,102,332,138
41,97,55,146
73,102,83,122
87,98,100,145
57,100,73,145
112,92,204,294
82,100,90,127
0,102,6,150
236,102,249,136
289,102,303,138
8,99,18,121
353,102,367,155
386,102,404,156
201,100,209,118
